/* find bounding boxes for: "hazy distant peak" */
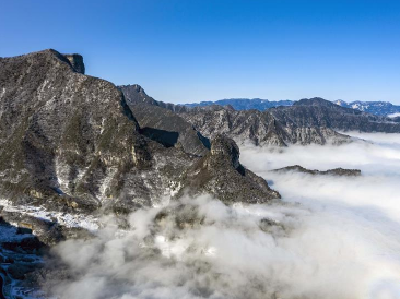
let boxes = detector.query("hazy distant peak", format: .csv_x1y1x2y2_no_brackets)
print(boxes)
294,97,335,107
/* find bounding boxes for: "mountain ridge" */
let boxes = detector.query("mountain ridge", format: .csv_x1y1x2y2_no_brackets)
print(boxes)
183,97,400,117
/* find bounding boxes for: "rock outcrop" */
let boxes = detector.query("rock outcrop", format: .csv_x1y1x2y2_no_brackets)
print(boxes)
62,53,85,74
272,165,362,176
179,135,281,203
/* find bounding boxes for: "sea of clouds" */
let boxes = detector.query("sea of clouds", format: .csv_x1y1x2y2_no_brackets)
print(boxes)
47,132,400,299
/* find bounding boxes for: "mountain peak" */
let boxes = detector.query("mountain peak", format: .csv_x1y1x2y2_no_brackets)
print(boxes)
294,97,335,107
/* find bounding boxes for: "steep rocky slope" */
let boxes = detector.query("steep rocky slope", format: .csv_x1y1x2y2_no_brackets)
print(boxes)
0,50,280,215
121,86,400,143
119,86,349,146
119,85,209,156
177,105,349,146
180,98,400,146
119,84,186,112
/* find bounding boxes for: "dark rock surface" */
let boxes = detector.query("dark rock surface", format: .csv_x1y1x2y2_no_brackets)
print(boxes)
272,165,362,176
128,103,210,156
119,84,186,112
62,53,85,74
119,85,209,156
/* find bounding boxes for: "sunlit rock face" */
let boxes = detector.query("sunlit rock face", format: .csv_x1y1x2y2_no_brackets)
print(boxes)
0,49,279,214
177,104,349,146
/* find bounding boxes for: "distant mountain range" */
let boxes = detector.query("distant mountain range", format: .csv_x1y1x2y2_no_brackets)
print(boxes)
332,100,400,117
184,98,294,110
184,98,400,117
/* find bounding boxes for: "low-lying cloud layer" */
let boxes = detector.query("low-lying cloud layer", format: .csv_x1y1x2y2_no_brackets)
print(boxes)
47,133,400,299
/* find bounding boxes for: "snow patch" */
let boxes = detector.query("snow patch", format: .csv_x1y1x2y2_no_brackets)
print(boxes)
0,199,98,231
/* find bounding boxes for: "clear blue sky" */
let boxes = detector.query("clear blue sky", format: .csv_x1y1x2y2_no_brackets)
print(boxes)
1,0,400,104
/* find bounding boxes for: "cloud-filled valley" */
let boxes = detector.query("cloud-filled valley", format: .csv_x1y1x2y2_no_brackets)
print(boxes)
42,133,400,299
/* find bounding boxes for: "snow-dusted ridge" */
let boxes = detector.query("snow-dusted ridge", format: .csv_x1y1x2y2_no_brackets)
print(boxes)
0,199,99,231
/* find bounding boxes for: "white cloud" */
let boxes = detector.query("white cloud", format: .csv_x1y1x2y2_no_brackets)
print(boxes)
388,112,400,118
47,133,400,299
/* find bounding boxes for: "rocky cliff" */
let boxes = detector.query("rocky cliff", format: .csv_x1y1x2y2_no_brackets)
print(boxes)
0,50,280,215
177,105,350,146
119,85,209,156
62,53,85,74
119,86,352,146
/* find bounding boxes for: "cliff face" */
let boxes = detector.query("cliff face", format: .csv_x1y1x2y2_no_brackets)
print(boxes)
118,85,209,156
119,86,352,146
177,97,400,145
62,53,85,74
0,49,154,211
179,134,281,203
177,105,350,146
0,50,280,214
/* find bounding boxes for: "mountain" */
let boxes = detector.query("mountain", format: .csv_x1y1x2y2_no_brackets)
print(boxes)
176,104,350,146
1,49,398,296
332,99,400,117
0,51,281,292
270,97,400,133
184,98,294,110
119,84,186,112
272,165,362,176
0,48,284,295
120,87,400,147
120,87,351,146
0,49,280,217
184,98,400,118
